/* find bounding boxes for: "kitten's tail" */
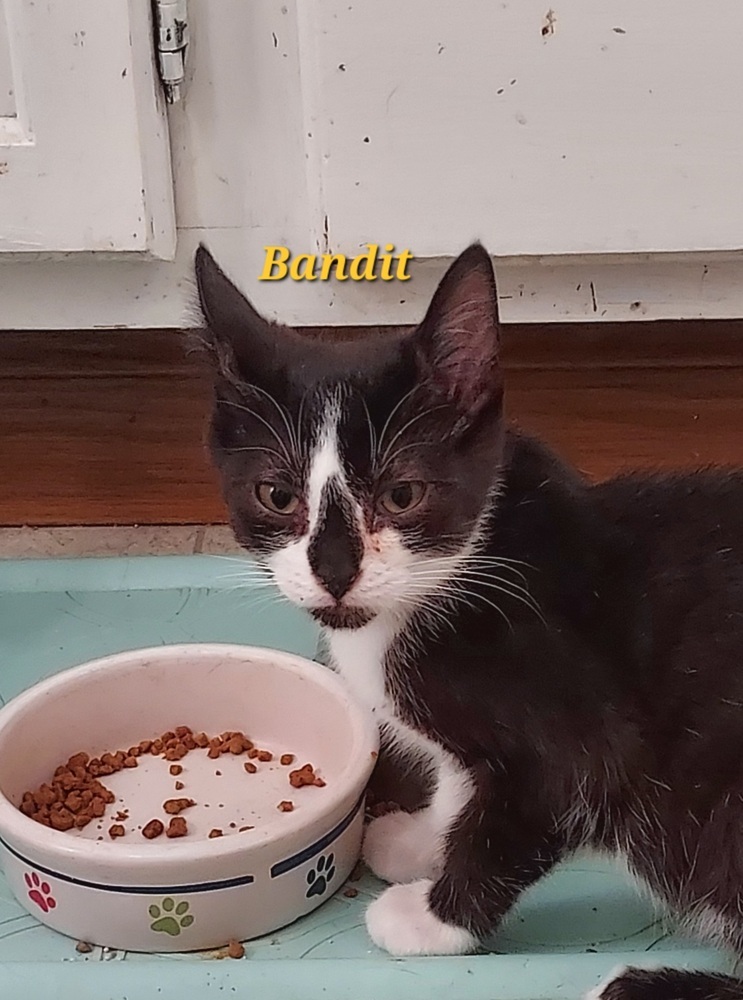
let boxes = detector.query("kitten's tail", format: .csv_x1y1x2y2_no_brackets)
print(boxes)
587,965,743,1000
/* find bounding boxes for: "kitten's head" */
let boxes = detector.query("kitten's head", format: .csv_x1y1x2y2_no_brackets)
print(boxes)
195,244,505,629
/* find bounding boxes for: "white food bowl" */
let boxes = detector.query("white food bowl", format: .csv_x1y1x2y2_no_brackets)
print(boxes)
0,644,378,951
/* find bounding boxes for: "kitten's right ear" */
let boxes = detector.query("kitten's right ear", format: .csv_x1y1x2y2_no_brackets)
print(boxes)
193,245,275,384
195,244,271,339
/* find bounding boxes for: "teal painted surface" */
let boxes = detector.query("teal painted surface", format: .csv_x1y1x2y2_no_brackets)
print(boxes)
0,555,732,999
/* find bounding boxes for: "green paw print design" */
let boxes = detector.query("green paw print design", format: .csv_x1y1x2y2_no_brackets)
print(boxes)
148,897,195,936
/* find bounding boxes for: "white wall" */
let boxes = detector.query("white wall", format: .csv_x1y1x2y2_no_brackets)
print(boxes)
1,0,742,328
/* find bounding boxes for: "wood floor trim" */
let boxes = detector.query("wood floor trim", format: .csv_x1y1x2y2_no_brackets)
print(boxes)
1,323,742,527
3,320,743,378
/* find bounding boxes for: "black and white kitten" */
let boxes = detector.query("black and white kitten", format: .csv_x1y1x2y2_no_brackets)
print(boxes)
194,243,743,1000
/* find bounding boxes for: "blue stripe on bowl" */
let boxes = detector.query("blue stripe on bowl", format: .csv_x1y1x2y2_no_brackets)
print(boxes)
0,837,254,895
270,796,364,879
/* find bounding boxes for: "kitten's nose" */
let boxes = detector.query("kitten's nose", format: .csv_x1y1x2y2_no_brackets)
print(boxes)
308,493,361,602
315,560,357,601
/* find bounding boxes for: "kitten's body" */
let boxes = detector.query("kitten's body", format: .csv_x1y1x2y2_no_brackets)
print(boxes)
343,432,743,957
195,243,743,999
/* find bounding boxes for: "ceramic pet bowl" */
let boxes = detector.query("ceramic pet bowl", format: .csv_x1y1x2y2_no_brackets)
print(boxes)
0,643,378,951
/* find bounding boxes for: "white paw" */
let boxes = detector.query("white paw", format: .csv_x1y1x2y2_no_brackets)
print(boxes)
365,880,476,956
583,965,629,1000
362,809,444,883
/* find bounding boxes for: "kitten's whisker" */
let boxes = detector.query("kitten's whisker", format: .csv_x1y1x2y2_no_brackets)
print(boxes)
215,582,277,596
459,578,547,627
222,445,289,466
215,556,272,580
462,570,534,592
217,398,293,464
461,555,537,574
247,593,289,613
296,387,310,456
422,545,537,571
413,555,529,572
379,405,449,467
215,577,275,588
211,555,267,567
446,570,546,619
215,569,273,579
239,381,299,457
214,565,276,587
463,557,526,583
403,575,545,627
447,587,516,633
376,385,420,459
440,586,515,633
376,441,437,477
359,393,378,467
395,595,456,635
410,562,529,587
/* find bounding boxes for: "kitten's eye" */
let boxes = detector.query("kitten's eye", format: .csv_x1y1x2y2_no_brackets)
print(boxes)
256,483,300,515
379,482,426,515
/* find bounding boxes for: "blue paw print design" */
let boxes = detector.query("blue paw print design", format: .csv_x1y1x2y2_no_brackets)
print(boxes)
306,853,336,898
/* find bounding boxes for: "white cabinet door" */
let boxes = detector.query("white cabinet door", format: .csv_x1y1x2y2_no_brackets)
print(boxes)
0,0,174,257
306,0,743,257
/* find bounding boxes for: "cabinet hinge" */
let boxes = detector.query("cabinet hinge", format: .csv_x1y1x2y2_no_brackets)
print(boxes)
153,0,189,104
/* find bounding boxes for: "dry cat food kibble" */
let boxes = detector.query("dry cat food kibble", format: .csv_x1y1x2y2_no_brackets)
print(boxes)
166,816,188,838
19,750,118,832
227,938,245,959
163,797,195,815
19,726,326,841
142,818,165,840
289,764,325,789
349,861,364,882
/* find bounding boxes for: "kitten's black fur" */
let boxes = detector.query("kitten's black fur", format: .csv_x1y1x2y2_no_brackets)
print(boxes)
195,243,743,999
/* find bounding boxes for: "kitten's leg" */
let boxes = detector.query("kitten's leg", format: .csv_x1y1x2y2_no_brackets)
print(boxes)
363,754,469,884
585,966,743,1000
365,777,564,955
585,839,743,998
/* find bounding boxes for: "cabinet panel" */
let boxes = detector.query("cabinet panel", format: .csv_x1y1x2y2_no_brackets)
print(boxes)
0,0,174,256
305,0,743,257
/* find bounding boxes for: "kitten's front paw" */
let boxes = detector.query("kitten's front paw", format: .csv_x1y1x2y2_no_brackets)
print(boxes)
363,809,443,883
365,880,476,956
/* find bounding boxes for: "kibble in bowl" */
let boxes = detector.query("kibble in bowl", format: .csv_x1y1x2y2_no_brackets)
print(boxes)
0,644,378,952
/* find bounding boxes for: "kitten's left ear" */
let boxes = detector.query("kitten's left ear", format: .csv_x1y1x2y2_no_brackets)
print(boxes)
194,244,268,339
415,243,503,427
194,244,289,394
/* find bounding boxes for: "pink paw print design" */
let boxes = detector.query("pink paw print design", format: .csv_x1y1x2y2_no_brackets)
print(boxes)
25,872,57,913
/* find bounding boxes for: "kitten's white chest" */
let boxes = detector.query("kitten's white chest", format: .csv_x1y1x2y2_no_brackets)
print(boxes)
326,617,394,716
326,617,441,769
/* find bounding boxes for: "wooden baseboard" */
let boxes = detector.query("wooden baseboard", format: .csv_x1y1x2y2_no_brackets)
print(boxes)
2,321,742,527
